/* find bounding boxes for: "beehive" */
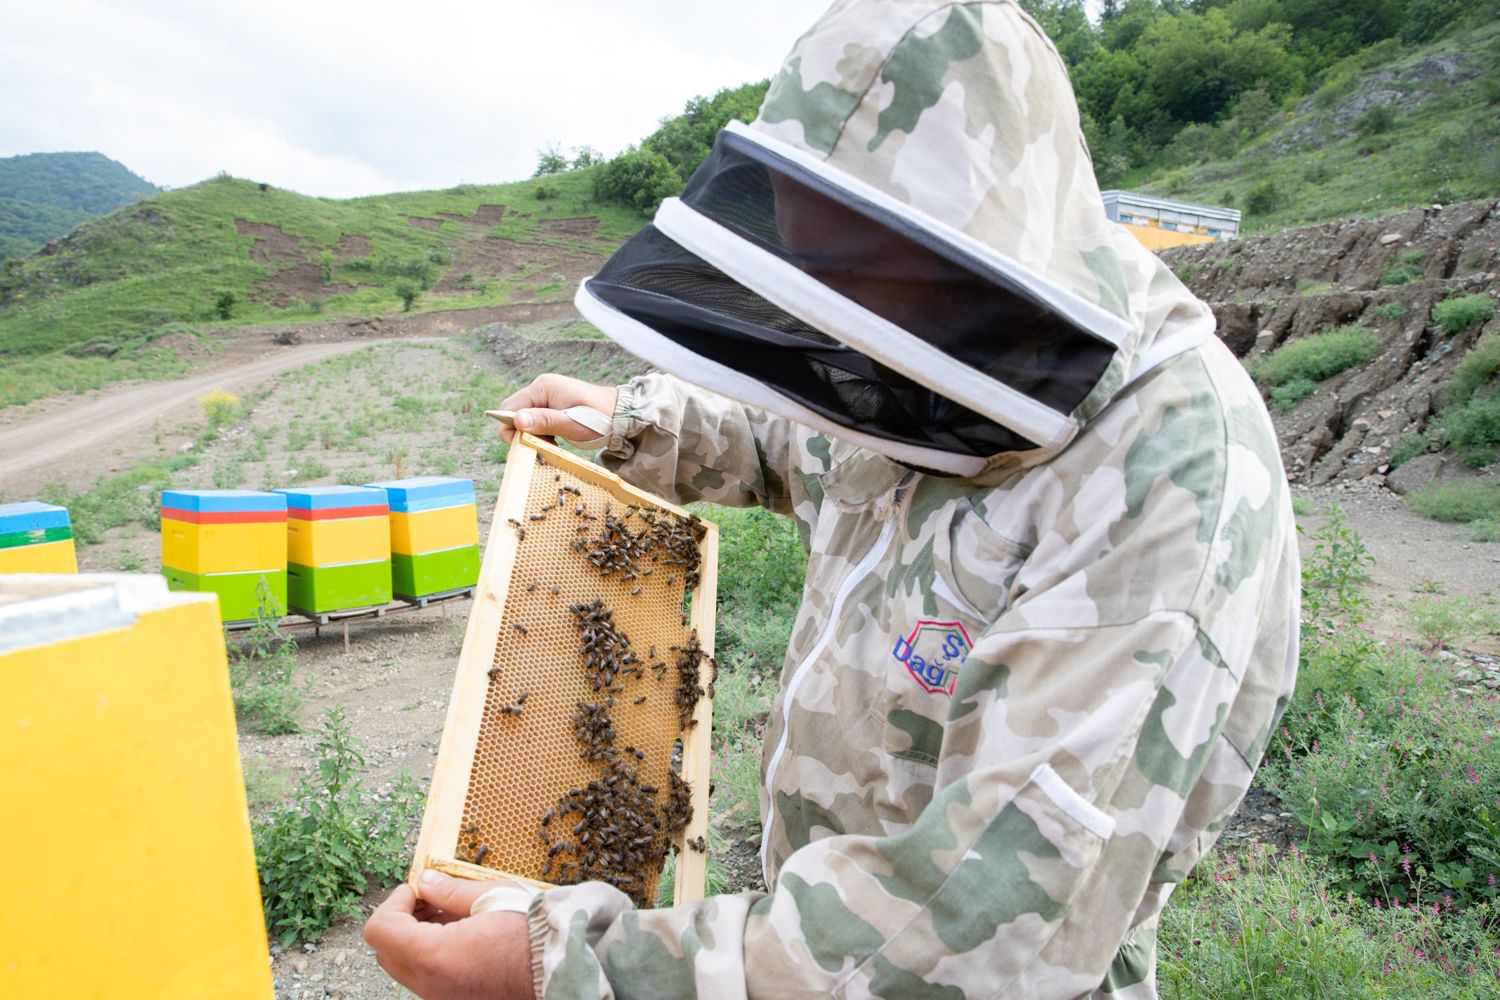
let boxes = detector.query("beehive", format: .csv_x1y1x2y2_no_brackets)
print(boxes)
161,489,287,622
0,574,273,999
410,434,717,907
0,501,77,574
365,476,480,600
276,486,393,615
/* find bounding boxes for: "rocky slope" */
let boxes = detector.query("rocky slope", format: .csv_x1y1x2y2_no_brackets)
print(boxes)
1163,198,1499,488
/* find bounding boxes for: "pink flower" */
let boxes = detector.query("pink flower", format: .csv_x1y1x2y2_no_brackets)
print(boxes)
1467,765,1481,786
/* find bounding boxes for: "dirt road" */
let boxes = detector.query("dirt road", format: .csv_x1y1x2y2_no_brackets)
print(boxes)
0,339,434,495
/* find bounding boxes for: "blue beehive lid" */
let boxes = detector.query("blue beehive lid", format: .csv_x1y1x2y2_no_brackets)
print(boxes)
274,485,389,511
365,477,476,513
0,501,71,534
160,489,287,513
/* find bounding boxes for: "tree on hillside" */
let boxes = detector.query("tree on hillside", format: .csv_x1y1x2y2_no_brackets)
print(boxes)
533,143,568,177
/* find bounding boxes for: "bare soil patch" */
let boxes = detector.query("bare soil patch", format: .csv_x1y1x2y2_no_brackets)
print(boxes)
438,204,508,228
236,220,305,266
403,216,443,230
335,234,372,259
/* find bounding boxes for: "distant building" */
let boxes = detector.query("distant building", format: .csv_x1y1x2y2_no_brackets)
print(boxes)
1101,190,1241,251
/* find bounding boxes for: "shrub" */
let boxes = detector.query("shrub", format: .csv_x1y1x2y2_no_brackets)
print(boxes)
1355,103,1396,136
1388,433,1430,468
1432,294,1496,337
593,147,682,215
1248,326,1381,388
253,707,424,944
1244,178,1282,216
1440,394,1500,467
1451,333,1500,406
1269,376,1317,410
1373,300,1409,322
394,279,420,312
214,290,237,320
1381,263,1423,287
1300,503,1372,628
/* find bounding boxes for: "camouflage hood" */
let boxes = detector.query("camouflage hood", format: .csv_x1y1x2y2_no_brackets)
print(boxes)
576,0,1214,476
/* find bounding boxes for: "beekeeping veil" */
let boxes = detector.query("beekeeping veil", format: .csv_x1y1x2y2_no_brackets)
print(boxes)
575,0,1215,477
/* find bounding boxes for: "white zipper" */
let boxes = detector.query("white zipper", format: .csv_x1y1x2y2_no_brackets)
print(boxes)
760,505,904,874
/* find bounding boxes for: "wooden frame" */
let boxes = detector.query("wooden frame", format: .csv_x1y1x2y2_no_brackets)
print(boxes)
410,432,717,905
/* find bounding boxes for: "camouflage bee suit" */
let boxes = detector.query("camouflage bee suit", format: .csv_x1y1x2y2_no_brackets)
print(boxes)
525,2,1299,997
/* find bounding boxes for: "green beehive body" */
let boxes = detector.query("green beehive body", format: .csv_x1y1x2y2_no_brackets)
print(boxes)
0,525,73,550
162,567,287,623
286,560,393,615
389,544,480,600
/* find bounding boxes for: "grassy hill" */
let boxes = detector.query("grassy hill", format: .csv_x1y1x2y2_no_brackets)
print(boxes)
1125,18,1500,233
0,151,157,262
0,168,643,407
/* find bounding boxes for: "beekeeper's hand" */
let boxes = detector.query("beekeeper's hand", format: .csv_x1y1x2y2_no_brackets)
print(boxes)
496,374,617,446
364,870,534,999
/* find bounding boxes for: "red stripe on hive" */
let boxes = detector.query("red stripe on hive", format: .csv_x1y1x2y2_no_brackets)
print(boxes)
286,505,390,521
161,508,288,524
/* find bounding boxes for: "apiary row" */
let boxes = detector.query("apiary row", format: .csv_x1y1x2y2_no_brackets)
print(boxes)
158,476,482,621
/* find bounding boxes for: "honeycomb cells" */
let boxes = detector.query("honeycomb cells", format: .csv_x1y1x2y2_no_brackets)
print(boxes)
456,455,703,905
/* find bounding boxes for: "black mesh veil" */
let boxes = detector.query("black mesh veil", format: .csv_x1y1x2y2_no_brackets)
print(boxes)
580,127,1123,464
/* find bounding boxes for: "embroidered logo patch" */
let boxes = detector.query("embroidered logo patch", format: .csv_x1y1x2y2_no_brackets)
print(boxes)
891,619,973,695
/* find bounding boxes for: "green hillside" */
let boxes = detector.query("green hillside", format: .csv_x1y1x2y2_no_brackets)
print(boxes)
0,169,643,407
1127,17,1500,231
0,151,157,261
1021,0,1499,232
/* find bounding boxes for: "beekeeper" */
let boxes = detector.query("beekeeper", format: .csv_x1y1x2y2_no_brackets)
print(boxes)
364,2,1299,996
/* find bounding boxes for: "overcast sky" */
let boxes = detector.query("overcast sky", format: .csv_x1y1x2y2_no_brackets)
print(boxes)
0,0,826,198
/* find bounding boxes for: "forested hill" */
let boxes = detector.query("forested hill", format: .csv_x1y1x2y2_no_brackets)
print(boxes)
0,151,158,262
1018,0,1498,232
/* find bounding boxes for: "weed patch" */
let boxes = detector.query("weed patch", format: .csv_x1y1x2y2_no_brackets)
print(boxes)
253,708,424,944
1409,480,1500,524
1248,326,1381,392
1432,294,1496,337
229,582,302,734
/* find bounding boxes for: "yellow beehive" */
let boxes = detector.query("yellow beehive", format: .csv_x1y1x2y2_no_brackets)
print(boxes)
389,503,478,556
0,574,273,999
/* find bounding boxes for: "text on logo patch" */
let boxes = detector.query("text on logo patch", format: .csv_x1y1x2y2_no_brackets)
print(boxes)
892,619,973,695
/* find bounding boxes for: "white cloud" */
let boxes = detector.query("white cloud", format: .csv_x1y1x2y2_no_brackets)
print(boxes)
0,0,810,197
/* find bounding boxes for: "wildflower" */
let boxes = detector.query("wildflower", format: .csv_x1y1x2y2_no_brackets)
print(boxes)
1467,764,1481,785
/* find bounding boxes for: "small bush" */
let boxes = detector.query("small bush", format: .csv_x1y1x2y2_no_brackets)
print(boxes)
1388,433,1430,468
1244,178,1282,216
1373,300,1409,322
253,707,424,944
1355,103,1397,136
1381,262,1424,287
1432,294,1496,337
394,279,420,312
1440,394,1500,467
1269,376,1317,410
1408,480,1500,523
1451,332,1500,406
1300,503,1373,627
1248,326,1381,388
214,291,237,320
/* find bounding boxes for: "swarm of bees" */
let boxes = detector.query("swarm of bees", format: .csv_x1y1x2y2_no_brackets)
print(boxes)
459,457,712,906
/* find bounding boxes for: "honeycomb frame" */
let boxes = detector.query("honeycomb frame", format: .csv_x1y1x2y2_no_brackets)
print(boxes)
409,432,717,906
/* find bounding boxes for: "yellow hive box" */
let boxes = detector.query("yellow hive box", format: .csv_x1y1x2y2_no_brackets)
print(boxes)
287,514,392,567
0,574,272,999
0,537,77,574
161,517,285,575
389,504,479,557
